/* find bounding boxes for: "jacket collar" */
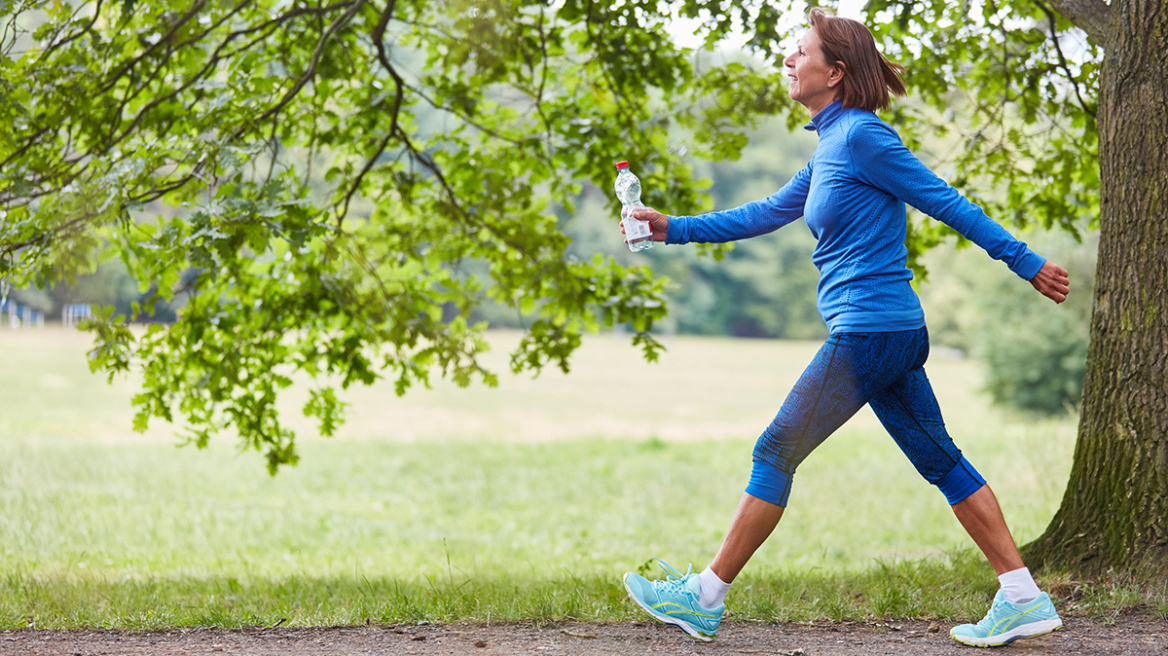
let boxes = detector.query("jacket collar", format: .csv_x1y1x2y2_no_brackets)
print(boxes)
804,100,845,132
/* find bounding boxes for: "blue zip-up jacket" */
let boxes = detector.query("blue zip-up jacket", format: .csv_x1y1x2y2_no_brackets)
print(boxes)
665,100,1046,334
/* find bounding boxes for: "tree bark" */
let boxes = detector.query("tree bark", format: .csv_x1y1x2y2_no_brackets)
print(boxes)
1023,0,1168,576
1045,0,1111,42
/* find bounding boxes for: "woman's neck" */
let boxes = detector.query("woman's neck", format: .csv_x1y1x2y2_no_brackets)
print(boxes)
805,96,840,120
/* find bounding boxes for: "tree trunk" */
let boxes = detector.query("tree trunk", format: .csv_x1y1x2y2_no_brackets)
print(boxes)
1023,0,1168,576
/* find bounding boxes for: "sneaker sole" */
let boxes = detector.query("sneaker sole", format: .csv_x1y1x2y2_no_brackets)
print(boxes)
622,572,716,643
951,617,1063,647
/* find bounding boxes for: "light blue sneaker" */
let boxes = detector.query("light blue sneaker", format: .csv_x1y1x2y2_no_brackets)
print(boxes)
951,590,1063,647
622,558,724,642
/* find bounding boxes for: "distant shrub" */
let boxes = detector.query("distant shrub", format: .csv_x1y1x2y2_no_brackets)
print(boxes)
926,230,1096,417
977,305,1089,415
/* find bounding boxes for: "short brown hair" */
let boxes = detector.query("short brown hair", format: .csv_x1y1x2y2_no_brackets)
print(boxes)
808,8,905,112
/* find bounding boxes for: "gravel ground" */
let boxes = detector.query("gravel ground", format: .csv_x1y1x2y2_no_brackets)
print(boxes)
3,616,1165,656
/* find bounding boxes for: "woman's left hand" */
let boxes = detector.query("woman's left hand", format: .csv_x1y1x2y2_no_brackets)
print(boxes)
621,207,670,242
1030,261,1070,304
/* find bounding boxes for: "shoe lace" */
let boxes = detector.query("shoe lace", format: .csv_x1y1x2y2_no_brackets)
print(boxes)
653,558,696,597
976,596,1010,631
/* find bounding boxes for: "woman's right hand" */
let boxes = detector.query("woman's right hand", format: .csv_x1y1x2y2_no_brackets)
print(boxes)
621,206,669,242
1029,260,1070,303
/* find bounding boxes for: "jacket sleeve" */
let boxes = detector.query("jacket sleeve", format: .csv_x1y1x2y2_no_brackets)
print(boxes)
665,163,812,245
848,120,1045,280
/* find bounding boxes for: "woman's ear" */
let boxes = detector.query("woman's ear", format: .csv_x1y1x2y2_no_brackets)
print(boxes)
828,62,846,88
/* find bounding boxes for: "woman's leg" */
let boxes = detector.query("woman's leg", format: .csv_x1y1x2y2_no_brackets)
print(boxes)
716,332,921,582
867,360,1025,572
865,333,1060,646
708,493,785,582
950,485,1024,575
623,329,970,641
701,481,1031,584
949,486,1062,646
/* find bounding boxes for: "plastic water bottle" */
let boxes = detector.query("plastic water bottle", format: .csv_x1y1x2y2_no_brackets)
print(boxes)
614,161,653,252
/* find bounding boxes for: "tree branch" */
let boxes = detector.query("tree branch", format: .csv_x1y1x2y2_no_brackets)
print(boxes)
332,0,404,228
0,127,51,169
247,0,366,131
0,209,104,258
39,0,104,59
368,4,519,252
98,1,209,93
337,129,399,222
1043,0,1109,43
1033,0,1097,118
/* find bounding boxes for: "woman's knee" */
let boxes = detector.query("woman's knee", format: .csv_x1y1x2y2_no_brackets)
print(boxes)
745,459,794,507
935,457,987,505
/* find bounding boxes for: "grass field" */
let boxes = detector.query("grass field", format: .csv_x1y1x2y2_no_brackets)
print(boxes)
4,327,1156,629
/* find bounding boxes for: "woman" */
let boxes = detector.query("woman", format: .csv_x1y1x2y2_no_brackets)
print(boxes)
620,8,1070,648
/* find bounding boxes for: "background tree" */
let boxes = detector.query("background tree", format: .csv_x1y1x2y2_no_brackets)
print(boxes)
1,0,782,471
1014,0,1167,577
2,0,1163,574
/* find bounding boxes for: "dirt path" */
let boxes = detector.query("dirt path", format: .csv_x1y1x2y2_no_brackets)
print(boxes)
3,616,1165,656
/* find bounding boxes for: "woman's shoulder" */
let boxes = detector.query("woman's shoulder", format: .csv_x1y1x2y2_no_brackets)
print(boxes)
840,108,897,134
841,109,904,150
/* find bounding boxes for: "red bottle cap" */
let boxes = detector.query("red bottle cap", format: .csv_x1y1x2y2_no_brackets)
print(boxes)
615,161,629,169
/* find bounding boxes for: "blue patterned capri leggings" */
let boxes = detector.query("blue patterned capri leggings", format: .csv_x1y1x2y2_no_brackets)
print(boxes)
745,327,986,507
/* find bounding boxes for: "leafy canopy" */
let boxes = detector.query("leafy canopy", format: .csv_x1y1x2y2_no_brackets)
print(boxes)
0,0,1097,471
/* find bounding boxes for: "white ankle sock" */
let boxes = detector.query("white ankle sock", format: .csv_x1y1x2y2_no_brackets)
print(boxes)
998,567,1041,604
698,567,731,608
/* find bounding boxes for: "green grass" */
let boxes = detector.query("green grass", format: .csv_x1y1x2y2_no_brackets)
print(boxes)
3,327,1157,629
1,558,998,630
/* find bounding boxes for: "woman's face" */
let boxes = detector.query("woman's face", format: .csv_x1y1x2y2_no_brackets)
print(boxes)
784,28,841,115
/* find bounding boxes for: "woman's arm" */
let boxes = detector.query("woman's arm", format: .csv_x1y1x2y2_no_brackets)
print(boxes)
660,162,814,245
848,120,1046,281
